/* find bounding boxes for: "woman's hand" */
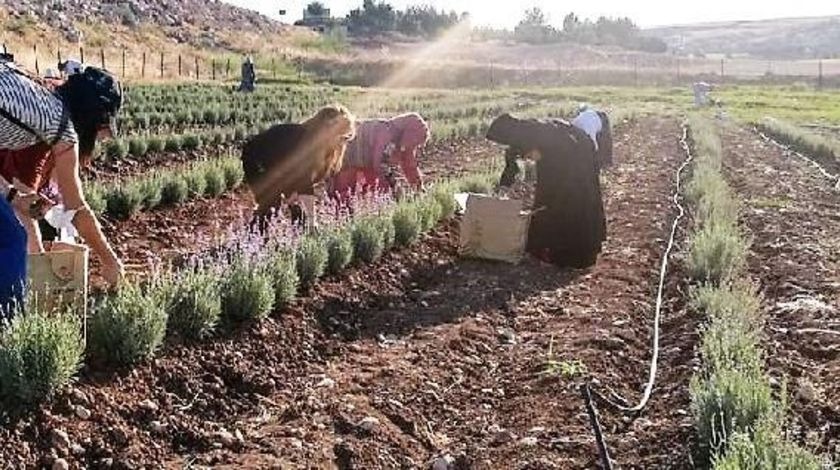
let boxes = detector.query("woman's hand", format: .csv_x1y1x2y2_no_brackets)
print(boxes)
100,251,125,288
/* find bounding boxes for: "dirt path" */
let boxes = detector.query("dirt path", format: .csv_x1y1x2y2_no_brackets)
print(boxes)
0,118,695,469
723,124,840,456
196,116,696,469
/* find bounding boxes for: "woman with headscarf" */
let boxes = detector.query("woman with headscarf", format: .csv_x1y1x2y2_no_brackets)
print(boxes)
329,112,430,200
242,105,356,232
0,61,125,317
487,113,606,269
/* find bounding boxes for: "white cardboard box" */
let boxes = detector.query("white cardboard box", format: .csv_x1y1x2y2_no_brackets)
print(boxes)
458,193,532,264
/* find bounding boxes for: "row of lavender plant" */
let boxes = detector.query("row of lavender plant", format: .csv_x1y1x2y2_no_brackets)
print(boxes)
0,171,497,412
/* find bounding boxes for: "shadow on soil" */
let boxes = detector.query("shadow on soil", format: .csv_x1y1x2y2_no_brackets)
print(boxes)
314,254,583,341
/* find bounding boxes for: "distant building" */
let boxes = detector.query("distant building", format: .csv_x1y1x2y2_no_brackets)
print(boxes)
295,7,347,36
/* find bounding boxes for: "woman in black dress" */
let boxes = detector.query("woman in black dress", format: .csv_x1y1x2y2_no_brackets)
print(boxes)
487,113,606,268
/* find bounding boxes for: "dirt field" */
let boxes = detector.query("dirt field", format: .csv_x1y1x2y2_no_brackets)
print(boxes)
0,117,705,468
723,124,840,457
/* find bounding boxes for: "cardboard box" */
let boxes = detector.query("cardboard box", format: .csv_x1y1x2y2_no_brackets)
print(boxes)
458,194,532,264
27,242,89,336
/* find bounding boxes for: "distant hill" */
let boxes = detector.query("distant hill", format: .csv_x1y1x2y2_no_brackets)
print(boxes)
0,0,318,61
647,16,840,59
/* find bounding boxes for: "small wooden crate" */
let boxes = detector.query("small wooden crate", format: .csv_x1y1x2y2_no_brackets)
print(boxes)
27,242,89,338
458,194,532,264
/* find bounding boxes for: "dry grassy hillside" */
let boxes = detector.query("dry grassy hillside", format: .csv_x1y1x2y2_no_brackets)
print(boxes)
648,16,840,59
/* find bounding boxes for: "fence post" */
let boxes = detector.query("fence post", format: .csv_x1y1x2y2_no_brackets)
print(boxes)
720,58,724,79
57,49,62,66
226,58,231,77
142,51,146,78
121,49,126,77
160,52,164,78
212,59,216,80
195,56,199,79
489,62,495,89
33,45,39,75
818,59,823,89
178,54,182,77
80,46,84,63
634,57,639,87
272,57,276,79
676,57,681,85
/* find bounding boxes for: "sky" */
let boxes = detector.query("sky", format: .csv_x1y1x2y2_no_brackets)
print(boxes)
224,0,839,29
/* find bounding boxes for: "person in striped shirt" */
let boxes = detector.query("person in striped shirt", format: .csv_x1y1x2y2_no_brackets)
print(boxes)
0,61,124,317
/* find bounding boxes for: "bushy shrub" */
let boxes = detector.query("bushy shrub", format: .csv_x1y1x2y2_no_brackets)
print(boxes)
221,260,274,323
147,137,165,153
184,169,207,198
689,224,749,284
325,229,354,274
417,198,443,232
691,367,775,464
182,134,202,151
377,212,396,250
165,269,221,341
0,306,83,408
139,176,163,210
86,185,107,216
713,414,823,470
265,251,298,308
105,139,129,161
128,138,148,158
220,159,244,189
203,166,227,197
432,184,456,218
106,185,143,220
296,236,328,288
88,284,168,367
392,204,420,247
161,176,189,206
352,219,384,263
164,136,182,152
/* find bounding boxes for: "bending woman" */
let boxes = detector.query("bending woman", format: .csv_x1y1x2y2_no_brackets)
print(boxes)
487,113,606,268
242,105,356,231
0,63,125,316
330,112,429,199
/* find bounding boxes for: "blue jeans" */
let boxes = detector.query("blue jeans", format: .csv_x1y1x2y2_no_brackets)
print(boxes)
0,197,26,319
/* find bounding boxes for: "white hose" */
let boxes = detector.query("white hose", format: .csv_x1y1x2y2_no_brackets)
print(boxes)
592,121,694,413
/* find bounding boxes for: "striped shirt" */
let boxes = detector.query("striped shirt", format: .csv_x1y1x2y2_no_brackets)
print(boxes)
0,63,77,150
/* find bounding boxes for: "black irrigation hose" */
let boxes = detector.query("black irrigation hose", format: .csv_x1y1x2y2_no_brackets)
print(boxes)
581,122,694,468
581,383,613,470
754,127,840,188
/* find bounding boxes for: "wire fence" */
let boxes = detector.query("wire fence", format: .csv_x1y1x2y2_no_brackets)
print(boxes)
5,41,840,88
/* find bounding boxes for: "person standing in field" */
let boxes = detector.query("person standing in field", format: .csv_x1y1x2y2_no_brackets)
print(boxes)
0,61,125,317
487,113,606,268
239,56,256,93
571,103,613,169
241,105,356,232
330,112,430,200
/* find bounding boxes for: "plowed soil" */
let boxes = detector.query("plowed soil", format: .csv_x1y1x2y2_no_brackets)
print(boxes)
723,124,840,457
0,117,697,469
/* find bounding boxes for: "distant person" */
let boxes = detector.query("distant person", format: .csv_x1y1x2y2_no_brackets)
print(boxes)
330,113,430,200
571,104,613,169
241,105,356,232
487,114,606,268
239,56,256,93
0,62,125,317
693,82,712,107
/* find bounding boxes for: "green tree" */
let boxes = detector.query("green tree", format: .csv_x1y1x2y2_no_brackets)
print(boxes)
306,1,327,16
514,7,558,44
